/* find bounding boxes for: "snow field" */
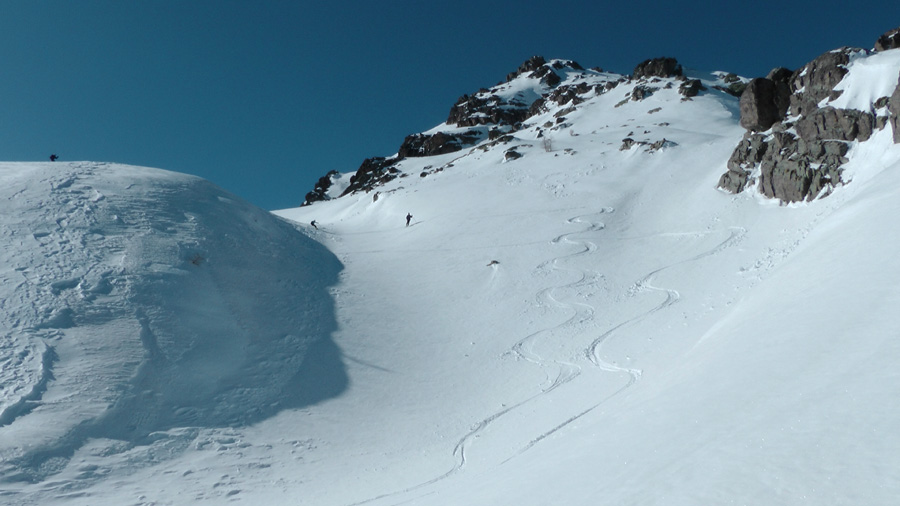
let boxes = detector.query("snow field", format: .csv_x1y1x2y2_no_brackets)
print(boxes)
2,48,900,505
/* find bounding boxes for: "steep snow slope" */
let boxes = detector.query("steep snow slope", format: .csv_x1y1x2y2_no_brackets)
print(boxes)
270,59,899,505
3,51,900,506
0,162,343,487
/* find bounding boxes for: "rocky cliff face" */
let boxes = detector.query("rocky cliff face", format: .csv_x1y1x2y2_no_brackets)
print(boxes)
719,27,900,203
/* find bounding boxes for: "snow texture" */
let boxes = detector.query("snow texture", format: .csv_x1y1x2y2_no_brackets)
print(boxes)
2,51,900,505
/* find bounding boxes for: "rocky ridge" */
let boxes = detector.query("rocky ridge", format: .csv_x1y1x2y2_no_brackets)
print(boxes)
301,26,900,206
718,27,900,202
302,55,730,205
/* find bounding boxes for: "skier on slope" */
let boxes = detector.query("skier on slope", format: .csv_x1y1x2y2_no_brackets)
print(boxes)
406,213,413,227
49,154,59,161
310,220,318,230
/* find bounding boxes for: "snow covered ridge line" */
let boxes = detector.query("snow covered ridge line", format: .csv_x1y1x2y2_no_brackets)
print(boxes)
302,26,900,208
719,26,900,203
301,55,748,206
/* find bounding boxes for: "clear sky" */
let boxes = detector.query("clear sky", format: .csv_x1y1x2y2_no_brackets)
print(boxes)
2,1,898,210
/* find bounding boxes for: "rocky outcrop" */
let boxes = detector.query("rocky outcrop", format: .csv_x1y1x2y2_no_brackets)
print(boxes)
633,57,683,79
302,170,339,206
756,129,847,202
739,78,782,131
505,56,548,82
679,78,705,98
398,131,484,157
795,107,875,142
875,27,900,52
789,47,860,117
447,93,533,127
449,57,587,128
340,157,401,197
737,68,793,131
718,35,900,203
890,72,900,144
718,73,749,97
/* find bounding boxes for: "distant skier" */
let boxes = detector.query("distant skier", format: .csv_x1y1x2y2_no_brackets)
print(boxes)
406,213,413,227
49,154,59,161
310,220,318,230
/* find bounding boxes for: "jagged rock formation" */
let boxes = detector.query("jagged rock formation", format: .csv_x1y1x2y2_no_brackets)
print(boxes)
876,27,900,52
738,68,792,131
302,170,339,206
398,131,485,158
633,57,683,79
719,27,900,202
340,157,402,197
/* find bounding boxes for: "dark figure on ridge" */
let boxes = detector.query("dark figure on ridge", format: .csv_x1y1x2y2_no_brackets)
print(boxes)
406,213,413,227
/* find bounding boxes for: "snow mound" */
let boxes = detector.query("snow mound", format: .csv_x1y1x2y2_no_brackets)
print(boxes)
0,162,344,481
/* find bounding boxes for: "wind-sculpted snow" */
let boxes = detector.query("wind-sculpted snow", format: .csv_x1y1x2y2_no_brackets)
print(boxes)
0,162,344,483
7,39,900,505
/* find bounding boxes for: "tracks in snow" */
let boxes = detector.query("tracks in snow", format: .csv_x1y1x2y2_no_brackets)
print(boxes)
519,225,747,452
350,211,746,505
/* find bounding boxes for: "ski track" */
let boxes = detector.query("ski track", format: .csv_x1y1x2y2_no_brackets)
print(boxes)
517,225,747,453
348,210,613,506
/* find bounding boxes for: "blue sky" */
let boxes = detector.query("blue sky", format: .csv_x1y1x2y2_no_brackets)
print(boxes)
2,1,898,210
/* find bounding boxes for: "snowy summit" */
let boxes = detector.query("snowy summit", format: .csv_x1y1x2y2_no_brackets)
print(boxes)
3,27,900,505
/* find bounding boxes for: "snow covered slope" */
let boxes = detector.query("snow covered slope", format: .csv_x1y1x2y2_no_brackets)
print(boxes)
3,48,900,505
0,162,343,486
269,51,900,505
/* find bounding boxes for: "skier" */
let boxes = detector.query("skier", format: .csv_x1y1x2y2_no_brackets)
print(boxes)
49,154,59,161
310,220,318,230
406,213,413,227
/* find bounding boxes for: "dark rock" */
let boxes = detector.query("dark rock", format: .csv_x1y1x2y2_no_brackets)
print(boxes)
540,70,561,87
341,157,400,197
302,170,339,206
759,156,812,202
554,105,577,118
767,67,793,116
720,125,852,202
679,79,705,98
766,67,793,83
398,131,483,158
720,73,749,97
726,133,769,172
722,45,888,202
504,149,522,160
740,78,781,131
739,70,794,132
633,57,683,79
789,48,859,117
447,93,533,127
794,107,875,142
889,72,900,143
546,86,584,106
506,56,547,82
630,84,657,101
619,138,638,150
875,27,900,52
648,138,673,151
717,169,750,194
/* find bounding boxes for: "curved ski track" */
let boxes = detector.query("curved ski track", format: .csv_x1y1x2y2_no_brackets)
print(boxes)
349,210,611,505
518,225,747,453
350,213,746,505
